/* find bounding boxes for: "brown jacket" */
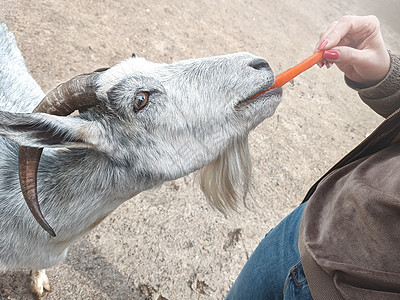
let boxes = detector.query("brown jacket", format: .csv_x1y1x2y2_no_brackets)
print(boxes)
299,53,400,299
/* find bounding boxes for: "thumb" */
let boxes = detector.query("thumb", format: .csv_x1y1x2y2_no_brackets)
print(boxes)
323,46,365,65
323,46,390,85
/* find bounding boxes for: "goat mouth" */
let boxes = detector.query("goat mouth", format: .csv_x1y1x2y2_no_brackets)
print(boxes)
235,87,282,110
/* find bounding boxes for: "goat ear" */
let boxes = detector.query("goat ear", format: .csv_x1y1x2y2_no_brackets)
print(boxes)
0,111,99,149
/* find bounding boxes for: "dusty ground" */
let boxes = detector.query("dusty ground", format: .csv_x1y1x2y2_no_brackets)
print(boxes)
0,0,399,299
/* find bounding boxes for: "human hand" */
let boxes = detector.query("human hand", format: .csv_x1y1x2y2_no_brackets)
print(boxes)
316,15,390,87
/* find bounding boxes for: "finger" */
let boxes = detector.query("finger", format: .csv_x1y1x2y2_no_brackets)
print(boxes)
336,36,356,48
323,46,365,65
315,20,338,51
322,15,380,50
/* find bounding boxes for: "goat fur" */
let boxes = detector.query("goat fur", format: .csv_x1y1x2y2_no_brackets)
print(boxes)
0,22,282,275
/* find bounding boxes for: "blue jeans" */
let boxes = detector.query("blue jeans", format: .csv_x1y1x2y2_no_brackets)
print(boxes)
226,202,313,300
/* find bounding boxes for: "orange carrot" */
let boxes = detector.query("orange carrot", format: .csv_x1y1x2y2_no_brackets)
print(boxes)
251,51,324,99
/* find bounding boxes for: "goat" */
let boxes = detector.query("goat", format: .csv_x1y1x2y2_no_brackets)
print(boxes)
0,23,282,298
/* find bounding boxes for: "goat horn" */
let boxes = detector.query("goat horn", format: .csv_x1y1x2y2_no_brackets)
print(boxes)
18,72,102,237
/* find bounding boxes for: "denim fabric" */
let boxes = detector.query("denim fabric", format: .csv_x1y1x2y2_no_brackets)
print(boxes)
283,260,313,300
226,202,313,300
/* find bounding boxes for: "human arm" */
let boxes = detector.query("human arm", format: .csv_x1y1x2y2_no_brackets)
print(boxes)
348,54,400,117
317,15,400,117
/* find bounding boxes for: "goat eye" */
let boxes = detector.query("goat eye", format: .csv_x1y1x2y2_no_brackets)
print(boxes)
134,92,149,111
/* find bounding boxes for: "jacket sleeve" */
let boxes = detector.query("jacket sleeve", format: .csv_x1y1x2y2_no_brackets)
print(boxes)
345,53,400,118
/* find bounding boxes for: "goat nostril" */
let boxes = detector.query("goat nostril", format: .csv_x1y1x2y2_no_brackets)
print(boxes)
249,58,270,70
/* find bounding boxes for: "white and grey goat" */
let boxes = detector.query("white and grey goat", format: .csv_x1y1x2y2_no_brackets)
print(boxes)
0,23,282,298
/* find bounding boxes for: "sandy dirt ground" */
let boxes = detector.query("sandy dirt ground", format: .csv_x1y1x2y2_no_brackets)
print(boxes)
0,0,399,299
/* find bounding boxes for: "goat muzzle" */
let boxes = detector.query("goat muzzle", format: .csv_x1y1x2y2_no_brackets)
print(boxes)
18,71,103,237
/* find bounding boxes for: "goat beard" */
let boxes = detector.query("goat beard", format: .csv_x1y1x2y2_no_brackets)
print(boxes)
199,136,252,214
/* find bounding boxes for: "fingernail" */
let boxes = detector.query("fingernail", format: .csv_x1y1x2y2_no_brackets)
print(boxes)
323,49,339,60
317,39,328,50
326,62,334,69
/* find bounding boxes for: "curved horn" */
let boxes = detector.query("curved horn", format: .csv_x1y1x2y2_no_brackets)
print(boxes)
18,72,102,237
